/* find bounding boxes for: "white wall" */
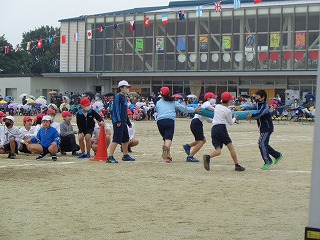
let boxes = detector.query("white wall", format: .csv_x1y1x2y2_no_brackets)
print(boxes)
0,77,31,100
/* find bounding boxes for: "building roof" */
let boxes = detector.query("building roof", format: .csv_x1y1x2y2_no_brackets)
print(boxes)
59,0,320,22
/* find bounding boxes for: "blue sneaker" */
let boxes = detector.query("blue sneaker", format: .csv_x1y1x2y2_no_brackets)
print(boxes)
186,156,200,162
122,155,135,161
85,153,91,158
77,152,87,158
183,144,191,155
107,156,118,163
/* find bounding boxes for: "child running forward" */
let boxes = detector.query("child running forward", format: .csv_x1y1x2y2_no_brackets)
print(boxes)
203,92,245,172
246,90,283,170
155,87,200,163
183,92,216,163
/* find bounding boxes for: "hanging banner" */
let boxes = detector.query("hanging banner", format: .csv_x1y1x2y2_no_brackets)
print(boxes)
177,37,186,51
115,40,123,52
296,32,306,47
135,38,144,52
199,36,208,51
156,37,164,52
270,33,280,48
222,35,231,50
246,34,255,47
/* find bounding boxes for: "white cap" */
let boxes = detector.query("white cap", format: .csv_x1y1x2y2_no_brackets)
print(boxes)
118,80,131,88
42,115,52,122
4,116,14,122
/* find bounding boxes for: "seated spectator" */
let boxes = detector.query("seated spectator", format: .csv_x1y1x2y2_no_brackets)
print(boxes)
19,116,36,154
92,113,111,155
0,116,20,159
59,111,80,156
47,109,60,133
120,121,139,152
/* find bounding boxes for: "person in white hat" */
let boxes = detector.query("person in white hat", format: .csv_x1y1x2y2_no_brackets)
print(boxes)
0,116,20,159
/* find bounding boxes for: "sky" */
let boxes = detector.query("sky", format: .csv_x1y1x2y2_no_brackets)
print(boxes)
0,0,171,45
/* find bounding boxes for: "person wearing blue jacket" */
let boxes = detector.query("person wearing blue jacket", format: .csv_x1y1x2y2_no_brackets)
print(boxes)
156,87,200,163
26,115,60,161
108,80,135,163
246,90,283,170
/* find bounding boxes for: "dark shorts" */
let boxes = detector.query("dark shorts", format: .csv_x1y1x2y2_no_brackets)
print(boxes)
157,119,175,141
3,142,18,152
190,118,205,141
19,143,31,154
112,123,129,144
211,124,232,149
79,128,94,136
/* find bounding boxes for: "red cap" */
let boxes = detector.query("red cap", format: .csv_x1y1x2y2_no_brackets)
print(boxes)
160,87,171,96
62,111,72,118
47,109,56,115
37,113,45,119
221,92,234,101
0,111,6,117
80,97,91,106
23,116,32,122
204,92,216,100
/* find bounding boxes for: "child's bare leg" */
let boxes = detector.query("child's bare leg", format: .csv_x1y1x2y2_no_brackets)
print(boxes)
85,134,91,153
78,133,85,152
190,140,205,157
48,144,58,155
164,139,172,158
210,146,221,158
226,143,238,165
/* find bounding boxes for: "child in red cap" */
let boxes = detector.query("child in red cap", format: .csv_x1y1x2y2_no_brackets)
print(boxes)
60,111,80,155
203,92,245,172
19,116,36,154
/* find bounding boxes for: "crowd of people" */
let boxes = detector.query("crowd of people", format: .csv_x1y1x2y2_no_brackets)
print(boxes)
0,80,286,172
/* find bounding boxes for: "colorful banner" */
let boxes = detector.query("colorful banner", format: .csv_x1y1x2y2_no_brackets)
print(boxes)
246,34,255,47
135,38,144,52
270,33,280,48
222,35,231,50
115,40,123,52
177,37,186,51
156,37,164,51
296,32,306,47
199,36,208,51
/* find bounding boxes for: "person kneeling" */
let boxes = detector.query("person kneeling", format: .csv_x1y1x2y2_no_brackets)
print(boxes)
91,117,111,155
26,115,60,161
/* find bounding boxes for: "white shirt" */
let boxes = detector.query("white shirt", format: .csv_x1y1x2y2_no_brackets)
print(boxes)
0,125,21,146
193,101,215,123
127,122,135,140
92,123,111,143
19,126,36,143
51,122,60,134
212,104,237,126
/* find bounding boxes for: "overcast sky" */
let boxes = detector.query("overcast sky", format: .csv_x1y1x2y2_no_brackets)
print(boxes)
1,0,171,45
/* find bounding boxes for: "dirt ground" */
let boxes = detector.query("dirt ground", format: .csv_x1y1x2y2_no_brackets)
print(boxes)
0,116,314,240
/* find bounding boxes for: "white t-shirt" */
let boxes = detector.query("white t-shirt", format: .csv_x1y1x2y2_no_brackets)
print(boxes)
92,123,111,143
212,104,237,126
19,126,36,143
51,122,60,134
193,101,215,123
127,122,135,140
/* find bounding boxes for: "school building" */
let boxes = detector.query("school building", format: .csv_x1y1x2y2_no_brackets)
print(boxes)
43,0,320,101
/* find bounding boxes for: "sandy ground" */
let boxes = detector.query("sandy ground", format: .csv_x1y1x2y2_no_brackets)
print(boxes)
0,116,314,240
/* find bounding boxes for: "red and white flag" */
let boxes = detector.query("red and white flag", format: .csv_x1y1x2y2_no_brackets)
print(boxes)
215,1,222,12
144,17,151,27
61,35,66,44
129,21,135,31
87,30,92,39
37,40,43,49
162,14,168,25
4,46,10,54
74,33,78,42
98,27,105,32
254,0,262,3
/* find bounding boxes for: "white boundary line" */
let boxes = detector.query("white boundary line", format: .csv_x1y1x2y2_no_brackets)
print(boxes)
0,162,76,169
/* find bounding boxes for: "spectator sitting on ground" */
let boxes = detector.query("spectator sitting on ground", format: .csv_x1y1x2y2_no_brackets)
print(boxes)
0,116,20,159
19,116,36,154
47,109,60,134
120,121,139,152
91,112,111,155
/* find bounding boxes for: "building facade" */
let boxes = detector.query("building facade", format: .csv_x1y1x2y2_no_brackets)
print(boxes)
51,0,320,101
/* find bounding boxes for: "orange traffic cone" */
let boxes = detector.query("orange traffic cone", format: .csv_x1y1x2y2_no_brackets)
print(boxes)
90,125,108,162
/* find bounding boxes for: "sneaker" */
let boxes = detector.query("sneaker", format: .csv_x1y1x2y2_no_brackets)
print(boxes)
122,155,135,161
235,164,246,171
52,155,57,161
183,144,191,155
162,145,169,160
36,153,46,161
77,152,87,158
203,155,210,171
8,153,16,159
186,156,200,162
261,163,272,170
107,156,118,163
84,153,91,158
165,157,172,163
274,153,283,165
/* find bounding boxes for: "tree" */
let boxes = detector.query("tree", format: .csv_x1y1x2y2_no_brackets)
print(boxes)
21,25,60,73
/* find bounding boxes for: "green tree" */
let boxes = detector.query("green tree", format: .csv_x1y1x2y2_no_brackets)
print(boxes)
0,35,29,74
21,25,60,73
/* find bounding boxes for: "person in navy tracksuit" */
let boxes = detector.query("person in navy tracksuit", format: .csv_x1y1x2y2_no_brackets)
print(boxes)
246,90,283,170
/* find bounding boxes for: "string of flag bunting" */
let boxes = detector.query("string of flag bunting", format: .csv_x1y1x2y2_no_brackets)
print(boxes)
1,0,263,55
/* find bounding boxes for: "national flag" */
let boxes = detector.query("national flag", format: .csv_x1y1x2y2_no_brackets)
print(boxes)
254,0,262,3
215,2,222,12
178,10,185,20
14,44,19,52
4,46,10,54
37,40,43,49
113,24,118,29
48,36,53,45
61,35,66,44
98,27,105,32
144,17,151,27
26,42,31,51
129,21,135,31
162,14,168,25
74,33,78,42
234,0,241,9
87,30,92,39
196,6,202,17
